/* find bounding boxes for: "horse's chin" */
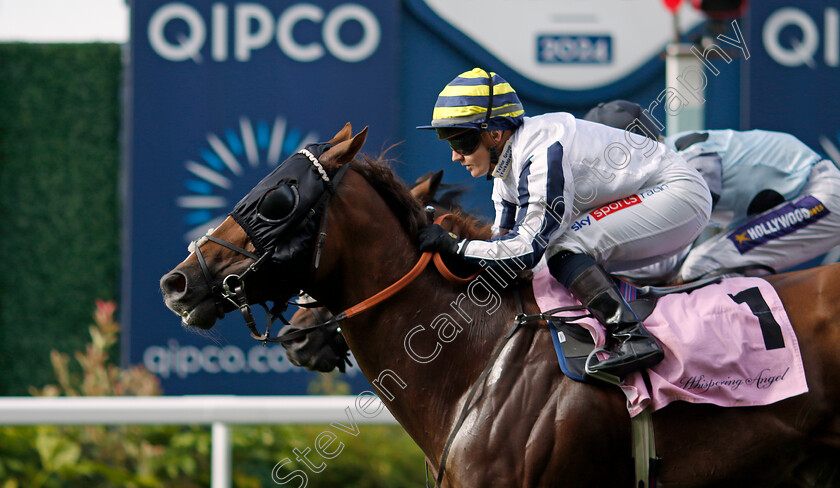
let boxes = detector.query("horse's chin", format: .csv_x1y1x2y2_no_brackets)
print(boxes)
173,300,220,330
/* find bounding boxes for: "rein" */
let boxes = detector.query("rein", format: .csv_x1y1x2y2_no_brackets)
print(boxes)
276,213,475,344
320,213,478,323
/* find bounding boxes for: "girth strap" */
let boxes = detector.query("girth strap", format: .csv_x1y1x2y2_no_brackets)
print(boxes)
431,288,527,487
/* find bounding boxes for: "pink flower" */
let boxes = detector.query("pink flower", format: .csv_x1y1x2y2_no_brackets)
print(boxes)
95,299,117,324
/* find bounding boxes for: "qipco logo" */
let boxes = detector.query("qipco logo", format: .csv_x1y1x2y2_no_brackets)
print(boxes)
148,2,382,63
763,7,840,68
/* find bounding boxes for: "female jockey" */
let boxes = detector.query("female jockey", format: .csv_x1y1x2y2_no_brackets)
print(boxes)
585,99,840,283
416,69,712,377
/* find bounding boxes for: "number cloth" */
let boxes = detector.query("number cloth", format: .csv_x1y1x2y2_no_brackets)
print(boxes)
534,268,808,417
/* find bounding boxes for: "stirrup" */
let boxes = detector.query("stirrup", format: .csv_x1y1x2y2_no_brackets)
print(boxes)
584,347,622,386
585,332,664,375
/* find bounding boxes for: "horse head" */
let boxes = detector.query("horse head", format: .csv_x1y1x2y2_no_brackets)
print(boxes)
160,123,379,332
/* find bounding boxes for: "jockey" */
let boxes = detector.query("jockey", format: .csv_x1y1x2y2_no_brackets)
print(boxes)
585,99,840,283
416,68,713,377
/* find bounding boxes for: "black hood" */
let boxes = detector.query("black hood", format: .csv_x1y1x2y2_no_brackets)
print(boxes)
230,142,339,267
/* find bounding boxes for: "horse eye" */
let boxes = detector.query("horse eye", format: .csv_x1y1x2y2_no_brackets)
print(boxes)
258,185,297,221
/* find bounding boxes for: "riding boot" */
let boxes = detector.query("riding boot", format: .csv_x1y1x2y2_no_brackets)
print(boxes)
563,261,664,377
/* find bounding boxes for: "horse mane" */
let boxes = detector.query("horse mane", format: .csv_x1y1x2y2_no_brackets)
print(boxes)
349,154,426,239
440,210,493,240
348,154,493,242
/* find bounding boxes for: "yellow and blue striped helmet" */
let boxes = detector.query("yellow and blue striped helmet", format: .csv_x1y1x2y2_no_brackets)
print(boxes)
417,68,525,131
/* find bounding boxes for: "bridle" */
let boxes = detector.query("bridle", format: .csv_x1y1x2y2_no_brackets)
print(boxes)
193,233,277,341
191,148,349,344
193,200,479,348
189,146,481,345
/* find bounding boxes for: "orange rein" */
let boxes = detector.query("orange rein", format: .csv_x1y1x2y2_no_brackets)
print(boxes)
340,214,479,320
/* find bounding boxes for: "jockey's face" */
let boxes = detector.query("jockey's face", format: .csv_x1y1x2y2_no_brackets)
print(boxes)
451,141,491,177
450,130,504,178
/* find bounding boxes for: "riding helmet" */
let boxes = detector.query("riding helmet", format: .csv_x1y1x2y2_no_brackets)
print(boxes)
417,68,525,132
583,99,662,141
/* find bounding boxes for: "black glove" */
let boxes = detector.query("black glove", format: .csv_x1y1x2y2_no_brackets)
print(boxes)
417,224,464,256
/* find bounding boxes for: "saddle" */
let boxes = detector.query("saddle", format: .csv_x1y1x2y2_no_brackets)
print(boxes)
551,266,773,383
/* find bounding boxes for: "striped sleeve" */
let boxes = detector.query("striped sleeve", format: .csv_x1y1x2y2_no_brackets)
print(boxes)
462,142,569,270
492,196,517,236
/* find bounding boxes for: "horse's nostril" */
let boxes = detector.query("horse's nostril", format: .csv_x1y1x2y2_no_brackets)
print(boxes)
161,271,188,296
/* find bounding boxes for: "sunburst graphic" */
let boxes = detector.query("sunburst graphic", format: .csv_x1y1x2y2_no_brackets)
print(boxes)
177,116,319,242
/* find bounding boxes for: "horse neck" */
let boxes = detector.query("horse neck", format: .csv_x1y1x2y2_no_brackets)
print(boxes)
307,172,527,460
342,269,526,462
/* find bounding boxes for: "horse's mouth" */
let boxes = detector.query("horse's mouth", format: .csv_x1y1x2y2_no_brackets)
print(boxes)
165,298,219,330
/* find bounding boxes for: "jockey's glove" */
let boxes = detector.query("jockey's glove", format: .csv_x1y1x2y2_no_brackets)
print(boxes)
417,224,466,256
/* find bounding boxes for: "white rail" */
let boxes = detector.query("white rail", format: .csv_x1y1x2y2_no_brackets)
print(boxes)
0,396,398,488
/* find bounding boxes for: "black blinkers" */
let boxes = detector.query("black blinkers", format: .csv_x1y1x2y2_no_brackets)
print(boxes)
257,184,299,222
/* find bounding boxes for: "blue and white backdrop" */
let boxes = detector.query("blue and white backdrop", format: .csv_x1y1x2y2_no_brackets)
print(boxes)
124,0,834,394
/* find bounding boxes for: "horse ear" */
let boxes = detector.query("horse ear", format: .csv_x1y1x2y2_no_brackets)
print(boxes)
328,123,353,145
321,126,368,169
410,169,444,204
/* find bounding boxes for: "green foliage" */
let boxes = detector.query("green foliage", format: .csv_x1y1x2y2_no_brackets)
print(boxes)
1,301,208,487
30,300,161,398
306,371,352,396
0,43,122,395
0,42,425,486
235,424,425,488
0,301,425,487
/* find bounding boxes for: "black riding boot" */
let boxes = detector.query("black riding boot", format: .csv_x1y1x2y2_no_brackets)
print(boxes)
549,252,664,377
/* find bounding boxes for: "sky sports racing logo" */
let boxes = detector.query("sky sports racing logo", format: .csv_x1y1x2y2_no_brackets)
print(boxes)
591,195,642,221
571,184,669,231
177,116,319,242
571,195,642,231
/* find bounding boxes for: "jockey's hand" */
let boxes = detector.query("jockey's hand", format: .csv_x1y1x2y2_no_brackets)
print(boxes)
417,224,464,256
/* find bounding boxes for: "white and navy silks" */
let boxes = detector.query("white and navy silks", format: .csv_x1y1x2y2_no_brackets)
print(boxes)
457,112,713,274
626,129,840,281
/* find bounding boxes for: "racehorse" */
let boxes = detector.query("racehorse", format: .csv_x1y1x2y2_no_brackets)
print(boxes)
160,124,840,487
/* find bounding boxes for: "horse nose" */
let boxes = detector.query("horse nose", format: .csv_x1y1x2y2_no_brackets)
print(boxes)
160,270,188,299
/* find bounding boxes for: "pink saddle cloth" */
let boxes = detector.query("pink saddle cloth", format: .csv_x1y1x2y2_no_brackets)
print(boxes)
532,268,809,418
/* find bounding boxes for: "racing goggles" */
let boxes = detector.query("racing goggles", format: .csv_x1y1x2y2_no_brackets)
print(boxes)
436,128,482,156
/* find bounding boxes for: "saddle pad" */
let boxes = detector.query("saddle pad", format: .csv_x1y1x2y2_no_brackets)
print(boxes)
533,268,809,418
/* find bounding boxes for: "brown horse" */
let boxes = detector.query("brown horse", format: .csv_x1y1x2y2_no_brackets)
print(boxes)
160,124,840,487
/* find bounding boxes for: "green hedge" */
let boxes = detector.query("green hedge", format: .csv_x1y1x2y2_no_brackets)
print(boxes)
0,43,122,394
0,424,426,488
0,303,425,487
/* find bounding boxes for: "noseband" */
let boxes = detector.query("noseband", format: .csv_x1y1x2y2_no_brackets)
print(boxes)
193,234,274,339
191,149,349,344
